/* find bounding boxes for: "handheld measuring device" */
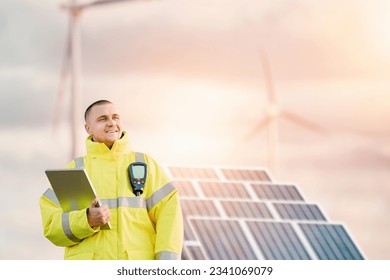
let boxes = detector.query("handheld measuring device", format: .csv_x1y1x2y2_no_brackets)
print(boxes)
129,162,147,196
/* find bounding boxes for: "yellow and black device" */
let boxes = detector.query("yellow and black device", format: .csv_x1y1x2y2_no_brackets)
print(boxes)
128,162,147,196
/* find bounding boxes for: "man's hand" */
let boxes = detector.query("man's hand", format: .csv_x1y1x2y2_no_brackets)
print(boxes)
87,198,111,228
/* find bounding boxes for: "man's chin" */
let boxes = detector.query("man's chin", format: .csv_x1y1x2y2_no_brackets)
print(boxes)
103,136,119,146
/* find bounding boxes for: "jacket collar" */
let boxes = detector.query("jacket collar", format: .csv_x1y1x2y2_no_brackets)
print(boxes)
86,131,131,156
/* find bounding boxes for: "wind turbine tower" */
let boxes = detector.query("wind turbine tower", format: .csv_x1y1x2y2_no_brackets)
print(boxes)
53,0,143,160
246,49,327,175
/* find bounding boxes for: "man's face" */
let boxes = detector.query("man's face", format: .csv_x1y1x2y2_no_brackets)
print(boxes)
84,103,123,148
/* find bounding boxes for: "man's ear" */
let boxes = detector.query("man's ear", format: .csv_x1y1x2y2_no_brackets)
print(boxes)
85,123,92,135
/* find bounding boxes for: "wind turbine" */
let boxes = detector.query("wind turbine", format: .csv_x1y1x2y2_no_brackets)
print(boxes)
246,49,327,175
52,0,144,160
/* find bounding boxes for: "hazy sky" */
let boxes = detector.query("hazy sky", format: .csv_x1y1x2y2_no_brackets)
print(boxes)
1,0,390,128
0,0,390,260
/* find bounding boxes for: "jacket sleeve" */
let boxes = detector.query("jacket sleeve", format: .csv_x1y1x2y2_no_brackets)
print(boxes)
146,156,184,260
39,160,99,247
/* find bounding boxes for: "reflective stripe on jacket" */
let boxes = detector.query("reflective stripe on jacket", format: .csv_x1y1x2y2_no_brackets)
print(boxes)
39,132,183,260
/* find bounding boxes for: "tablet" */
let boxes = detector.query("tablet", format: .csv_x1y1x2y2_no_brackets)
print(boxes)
45,168,111,230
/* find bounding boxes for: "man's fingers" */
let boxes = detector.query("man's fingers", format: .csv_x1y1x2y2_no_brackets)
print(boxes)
102,207,111,222
89,198,98,208
87,198,111,227
97,207,111,223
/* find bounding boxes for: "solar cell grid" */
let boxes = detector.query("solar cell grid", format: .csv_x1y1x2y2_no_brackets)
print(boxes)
221,168,271,181
299,223,364,260
180,199,220,217
246,221,311,260
220,200,273,219
273,203,327,221
198,181,251,199
190,218,257,260
172,180,198,197
252,183,304,201
168,167,219,179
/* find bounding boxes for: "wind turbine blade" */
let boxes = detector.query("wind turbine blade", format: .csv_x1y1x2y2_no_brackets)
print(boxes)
66,0,142,10
88,0,141,6
52,18,72,133
281,110,327,134
260,49,276,104
244,115,273,141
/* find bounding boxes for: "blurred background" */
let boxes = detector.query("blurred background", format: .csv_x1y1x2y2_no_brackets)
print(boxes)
0,0,389,259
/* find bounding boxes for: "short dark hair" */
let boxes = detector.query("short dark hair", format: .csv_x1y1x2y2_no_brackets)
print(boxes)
84,100,112,121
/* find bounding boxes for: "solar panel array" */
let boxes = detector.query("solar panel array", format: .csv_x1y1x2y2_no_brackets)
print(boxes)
163,166,364,260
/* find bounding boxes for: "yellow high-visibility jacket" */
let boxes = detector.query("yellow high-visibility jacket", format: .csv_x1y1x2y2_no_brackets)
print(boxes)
40,132,183,260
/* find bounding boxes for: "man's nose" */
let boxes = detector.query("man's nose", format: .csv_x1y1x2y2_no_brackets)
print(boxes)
107,117,116,125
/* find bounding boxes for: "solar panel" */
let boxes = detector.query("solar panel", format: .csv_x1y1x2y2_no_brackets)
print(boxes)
189,218,258,260
220,200,273,219
246,221,311,260
169,167,219,180
165,166,364,260
273,203,327,221
198,182,251,199
299,223,364,260
220,168,271,181
252,183,304,201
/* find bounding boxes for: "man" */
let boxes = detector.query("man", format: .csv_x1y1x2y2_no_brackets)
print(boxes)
40,100,183,260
